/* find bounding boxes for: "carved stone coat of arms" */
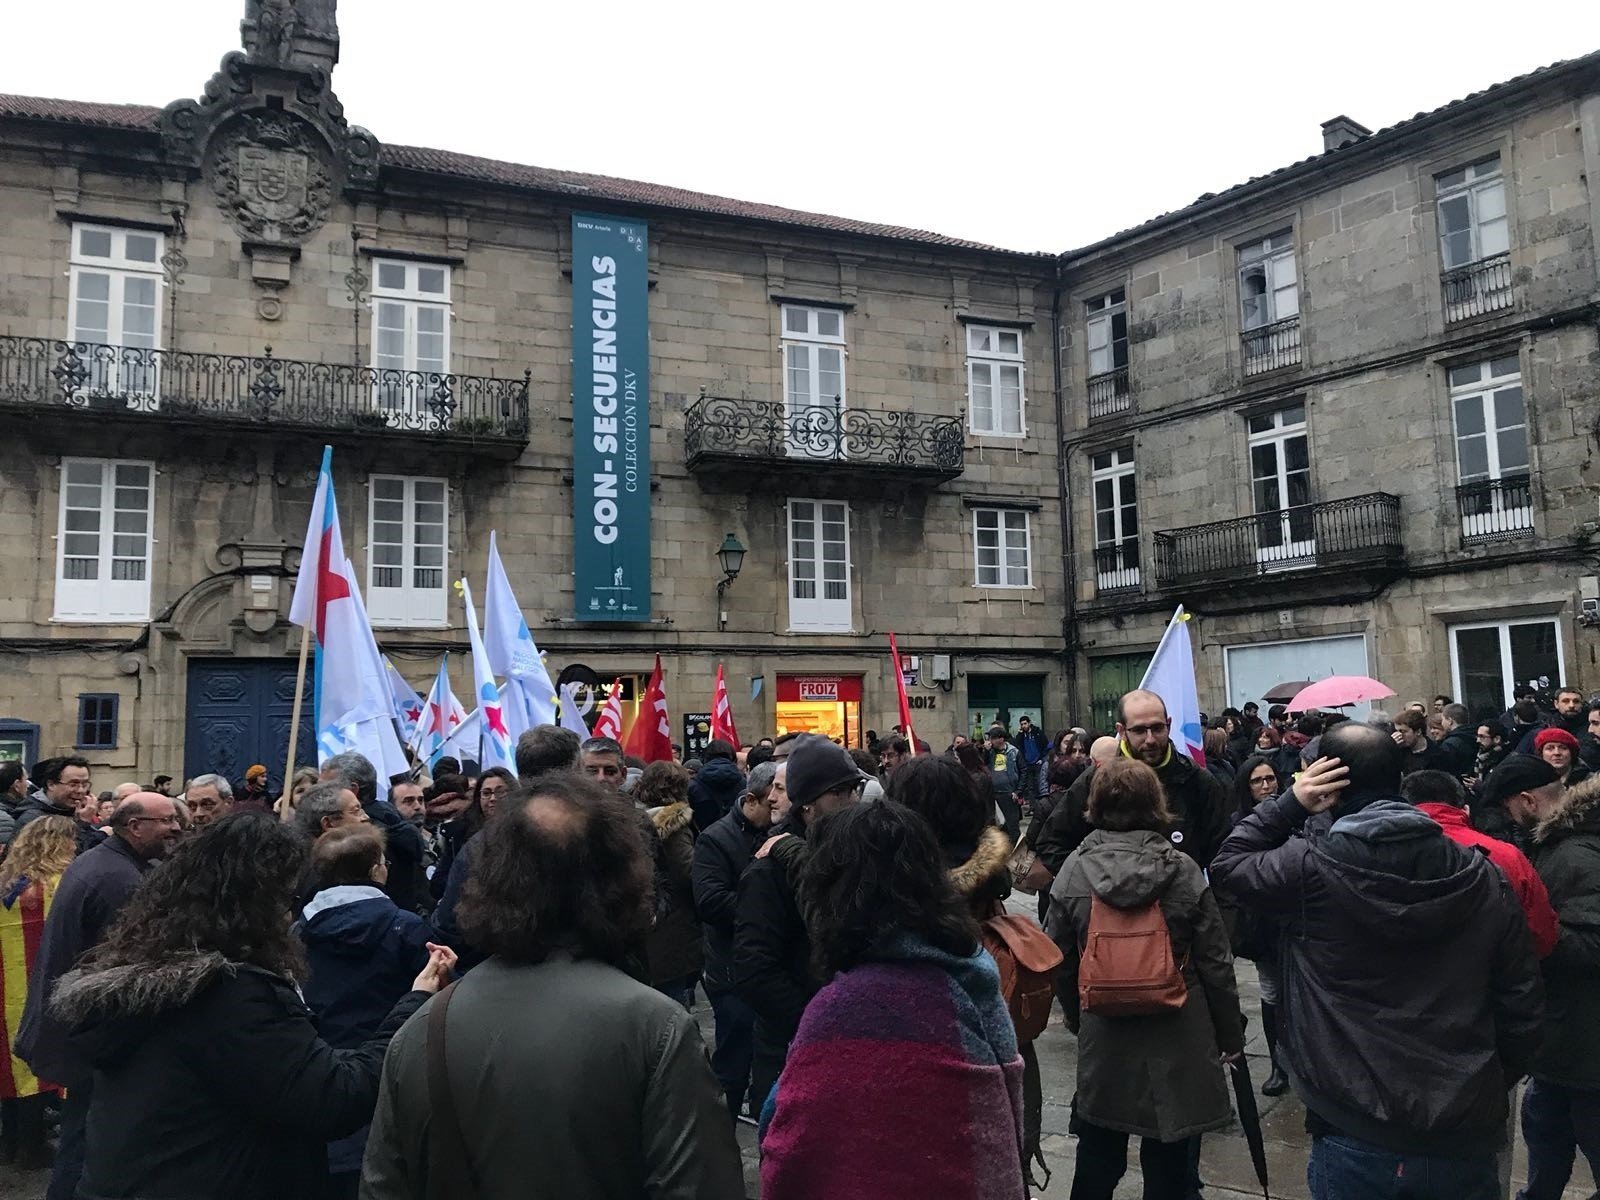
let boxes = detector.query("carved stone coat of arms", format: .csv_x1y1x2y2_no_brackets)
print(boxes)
206,112,334,243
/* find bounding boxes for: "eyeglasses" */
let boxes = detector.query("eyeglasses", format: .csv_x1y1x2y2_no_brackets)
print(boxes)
479,786,510,798
127,815,181,827
1124,722,1169,736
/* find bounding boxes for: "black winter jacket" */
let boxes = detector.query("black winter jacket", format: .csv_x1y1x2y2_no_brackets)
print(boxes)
13,793,102,855
1433,726,1478,777
692,804,764,992
1211,790,1544,1156
363,799,427,914
688,759,746,833
56,949,425,1200
1033,748,1230,875
733,818,814,1045
1528,775,1600,1089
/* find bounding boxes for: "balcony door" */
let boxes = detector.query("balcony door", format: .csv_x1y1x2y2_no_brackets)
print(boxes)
781,305,845,459
1248,405,1314,566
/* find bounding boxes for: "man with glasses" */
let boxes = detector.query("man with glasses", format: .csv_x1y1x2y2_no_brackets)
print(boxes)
17,791,178,1200
15,755,103,853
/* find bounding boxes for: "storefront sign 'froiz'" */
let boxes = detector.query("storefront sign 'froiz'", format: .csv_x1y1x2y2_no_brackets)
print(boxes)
571,214,651,621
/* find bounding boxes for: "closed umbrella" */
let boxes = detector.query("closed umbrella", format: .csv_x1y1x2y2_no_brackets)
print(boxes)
1287,675,1395,712
1260,680,1314,703
1228,1057,1270,1200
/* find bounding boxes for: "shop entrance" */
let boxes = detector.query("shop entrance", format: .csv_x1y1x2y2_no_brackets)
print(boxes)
776,675,862,746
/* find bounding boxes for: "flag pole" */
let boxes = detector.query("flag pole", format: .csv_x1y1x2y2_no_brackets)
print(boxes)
279,622,312,823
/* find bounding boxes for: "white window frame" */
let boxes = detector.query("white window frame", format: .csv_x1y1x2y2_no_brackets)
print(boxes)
965,324,1026,438
1248,405,1315,565
1085,290,1129,379
68,224,165,402
780,304,847,459
1237,232,1299,330
365,474,449,628
1450,355,1531,538
1436,155,1509,270
1449,618,1565,713
972,507,1032,589
786,498,852,632
1090,447,1140,590
53,457,155,622
370,259,452,419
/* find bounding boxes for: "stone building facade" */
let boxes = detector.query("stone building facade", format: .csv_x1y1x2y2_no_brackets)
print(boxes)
0,7,1063,783
1058,54,1600,728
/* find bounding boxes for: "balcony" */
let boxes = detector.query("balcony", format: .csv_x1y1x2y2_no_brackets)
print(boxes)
1087,366,1131,420
1093,541,1141,593
1457,474,1533,544
683,394,964,490
1153,493,1402,588
0,337,530,456
1442,253,1514,323
1241,316,1301,376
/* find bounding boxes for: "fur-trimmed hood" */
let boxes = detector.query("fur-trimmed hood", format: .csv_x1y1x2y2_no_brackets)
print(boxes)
648,800,692,841
1535,772,1600,844
948,825,1012,898
52,949,238,1027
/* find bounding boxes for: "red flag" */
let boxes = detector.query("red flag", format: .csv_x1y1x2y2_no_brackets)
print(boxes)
592,677,624,742
623,655,673,763
710,663,741,748
888,632,920,755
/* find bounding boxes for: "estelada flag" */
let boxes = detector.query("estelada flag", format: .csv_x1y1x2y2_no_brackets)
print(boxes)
710,663,740,748
623,655,673,763
888,632,920,755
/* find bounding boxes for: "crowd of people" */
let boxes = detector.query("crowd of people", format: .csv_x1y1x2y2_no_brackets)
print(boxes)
0,681,1597,1199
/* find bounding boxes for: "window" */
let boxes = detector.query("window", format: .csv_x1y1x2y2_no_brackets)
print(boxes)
1437,156,1509,270
1091,447,1139,590
1248,406,1314,565
966,325,1025,436
1450,355,1531,540
973,508,1032,588
1085,291,1131,418
787,498,851,631
781,305,846,459
54,458,154,622
366,476,448,626
1238,232,1301,373
76,694,119,750
1450,618,1563,721
371,260,451,415
68,224,164,397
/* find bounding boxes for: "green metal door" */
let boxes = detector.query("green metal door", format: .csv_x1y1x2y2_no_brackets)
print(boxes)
1087,653,1149,735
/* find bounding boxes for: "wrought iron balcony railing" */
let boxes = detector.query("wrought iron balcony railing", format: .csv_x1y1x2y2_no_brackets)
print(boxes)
1153,493,1402,587
1093,541,1141,593
0,337,530,441
1442,253,1514,323
1086,366,1131,420
683,394,964,481
1241,315,1302,376
1457,474,1534,543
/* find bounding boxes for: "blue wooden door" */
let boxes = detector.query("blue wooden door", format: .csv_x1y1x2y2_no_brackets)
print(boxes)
184,659,315,795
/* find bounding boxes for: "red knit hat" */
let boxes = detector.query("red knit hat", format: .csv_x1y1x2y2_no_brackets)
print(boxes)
1534,727,1581,753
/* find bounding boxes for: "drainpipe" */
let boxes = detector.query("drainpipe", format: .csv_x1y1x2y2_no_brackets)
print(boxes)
1050,268,1080,712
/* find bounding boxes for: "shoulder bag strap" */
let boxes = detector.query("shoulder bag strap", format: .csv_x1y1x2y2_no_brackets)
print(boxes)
426,980,480,1200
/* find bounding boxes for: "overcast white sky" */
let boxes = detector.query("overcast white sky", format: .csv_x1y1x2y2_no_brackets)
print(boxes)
6,1,1597,251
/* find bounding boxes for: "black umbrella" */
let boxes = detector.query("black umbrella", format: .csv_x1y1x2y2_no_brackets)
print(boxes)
1260,679,1315,704
1228,1057,1270,1200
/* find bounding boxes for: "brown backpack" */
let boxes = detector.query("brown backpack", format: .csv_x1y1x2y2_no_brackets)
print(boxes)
1077,893,1188,1017
981,912,1064,1044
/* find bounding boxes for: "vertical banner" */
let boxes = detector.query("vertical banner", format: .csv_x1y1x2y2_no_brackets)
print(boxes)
572,213,651,621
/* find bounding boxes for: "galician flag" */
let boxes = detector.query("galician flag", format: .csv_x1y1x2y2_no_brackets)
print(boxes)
410,655,468,767
623,655,673,764
459,577,515,773
591,678,624,742
483,531,560,737
1139,605,1206,767
288,446,408,798
385,658,426,743
710,663,740,748
557,682,593,740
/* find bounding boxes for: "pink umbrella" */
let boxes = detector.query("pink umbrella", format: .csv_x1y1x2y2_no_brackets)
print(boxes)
1287,675,1395,711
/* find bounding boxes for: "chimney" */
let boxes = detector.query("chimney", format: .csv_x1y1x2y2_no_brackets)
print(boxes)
1320,115,1372,153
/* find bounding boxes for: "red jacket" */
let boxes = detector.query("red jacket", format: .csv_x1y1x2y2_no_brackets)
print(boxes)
1417,802,1558,958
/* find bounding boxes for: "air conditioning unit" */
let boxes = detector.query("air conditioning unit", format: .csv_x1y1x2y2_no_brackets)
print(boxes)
931,655,952,683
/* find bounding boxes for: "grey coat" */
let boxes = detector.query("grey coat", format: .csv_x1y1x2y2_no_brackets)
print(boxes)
1046,829,1244,1141
359,955,744,1200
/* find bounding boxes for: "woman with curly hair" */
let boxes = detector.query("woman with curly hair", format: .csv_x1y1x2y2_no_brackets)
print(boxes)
633,760,703,1006
50,813,454,1200
0,816,77,1168
760,800,1027,1200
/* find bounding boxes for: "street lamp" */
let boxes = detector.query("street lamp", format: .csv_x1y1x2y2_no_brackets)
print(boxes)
716,533,746,631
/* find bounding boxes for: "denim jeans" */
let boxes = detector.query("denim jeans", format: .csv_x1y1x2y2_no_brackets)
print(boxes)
706,987,756,1117
46,1081,91,1200
1518,1078,1600,1200
1308,1134,1498,1200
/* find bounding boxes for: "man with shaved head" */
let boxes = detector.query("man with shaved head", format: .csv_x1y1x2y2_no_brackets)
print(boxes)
1033,688,1230,875
17,789,179,1200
